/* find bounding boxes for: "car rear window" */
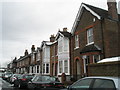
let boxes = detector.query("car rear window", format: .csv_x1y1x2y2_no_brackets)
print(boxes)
93,79,116,89
32,76,57,82
23,75,33,79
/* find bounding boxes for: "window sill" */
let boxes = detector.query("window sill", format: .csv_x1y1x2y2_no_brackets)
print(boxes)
86,42,94,46
74,47,79,50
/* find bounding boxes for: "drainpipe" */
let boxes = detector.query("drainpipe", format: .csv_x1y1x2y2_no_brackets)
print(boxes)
100,17,105,59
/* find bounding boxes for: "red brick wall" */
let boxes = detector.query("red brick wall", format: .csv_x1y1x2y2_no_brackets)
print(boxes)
88,61,120,76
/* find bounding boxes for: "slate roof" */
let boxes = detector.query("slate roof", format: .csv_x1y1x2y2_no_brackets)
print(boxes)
59,31,71,38
80,44,101,54
83,3,120,21
71,3,120,34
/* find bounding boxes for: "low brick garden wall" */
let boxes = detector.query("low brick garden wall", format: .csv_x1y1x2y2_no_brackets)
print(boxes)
88,61,120,77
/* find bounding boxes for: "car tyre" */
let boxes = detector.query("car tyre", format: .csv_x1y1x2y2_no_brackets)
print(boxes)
18,83,22,88
14,83,18,87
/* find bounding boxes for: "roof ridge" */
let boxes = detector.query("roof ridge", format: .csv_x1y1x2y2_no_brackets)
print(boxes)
83,3,108,12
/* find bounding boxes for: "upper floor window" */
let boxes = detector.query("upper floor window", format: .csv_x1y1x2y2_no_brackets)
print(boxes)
75,35,79,48
87,28,94,44
32,54,35,61
37,51,40,61
58,38,63,53
64,39,69,51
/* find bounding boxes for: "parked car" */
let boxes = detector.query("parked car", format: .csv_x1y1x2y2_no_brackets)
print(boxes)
2,72,13,80
0,72,4,78
67,76,120,90
9,74,21,84
27,75,65,90
14,74,34,88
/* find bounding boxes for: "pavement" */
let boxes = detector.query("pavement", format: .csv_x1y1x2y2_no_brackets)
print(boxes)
0,78,13,90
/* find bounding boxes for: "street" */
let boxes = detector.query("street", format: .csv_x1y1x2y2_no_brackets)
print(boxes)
0,78,67,90
0,78,26,90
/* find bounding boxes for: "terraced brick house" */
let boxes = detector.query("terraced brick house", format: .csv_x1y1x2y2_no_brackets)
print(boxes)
70,0,120,80
49,35,58,76
54,28,71,81
40,41,52,75
29,45,37,74
35,47,41,74
16,50,31,74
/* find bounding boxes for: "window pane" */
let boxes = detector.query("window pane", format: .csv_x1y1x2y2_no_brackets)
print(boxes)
59,61,63,73
64,60,68,73
46,64,49,73
93,79,116,88
75,35,79,48
94,55,100,63
87,28,94,44
71,79,93,89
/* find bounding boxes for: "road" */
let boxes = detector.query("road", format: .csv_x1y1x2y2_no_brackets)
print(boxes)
0,78,27,90
0,78,13,90
0,78,67,90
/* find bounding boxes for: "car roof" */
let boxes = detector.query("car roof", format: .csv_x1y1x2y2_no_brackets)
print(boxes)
82,76,120,89
84,76,120,79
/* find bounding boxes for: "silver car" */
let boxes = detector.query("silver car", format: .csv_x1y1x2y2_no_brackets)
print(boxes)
67,76,120,90
9,74,21,84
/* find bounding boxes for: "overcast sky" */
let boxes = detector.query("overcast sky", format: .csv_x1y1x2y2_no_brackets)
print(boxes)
0,0,119,67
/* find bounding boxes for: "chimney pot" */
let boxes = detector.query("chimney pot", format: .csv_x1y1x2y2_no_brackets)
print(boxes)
25,49,28,56
63,27,67,32
50,34,55,42
31,45,35,53
107,0,118,20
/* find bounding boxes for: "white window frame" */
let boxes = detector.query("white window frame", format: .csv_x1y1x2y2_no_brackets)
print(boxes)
46,63,49,74
37,51,40,61
59,61,63,73
93,55,100,63
58,38,63,53
87,28,94,45
75,35,79,49
64,60,68,73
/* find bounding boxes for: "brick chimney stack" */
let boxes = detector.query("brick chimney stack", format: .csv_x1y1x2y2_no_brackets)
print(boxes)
24,49,28,56
50,34,55,42
107,0,118,20
31,45,35,53
63,27,68,32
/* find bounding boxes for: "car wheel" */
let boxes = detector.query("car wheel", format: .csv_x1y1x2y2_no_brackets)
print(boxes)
18,84,22,88
14,82,18,87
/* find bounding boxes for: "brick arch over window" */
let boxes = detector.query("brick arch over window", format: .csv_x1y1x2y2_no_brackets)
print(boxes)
74,57,80,61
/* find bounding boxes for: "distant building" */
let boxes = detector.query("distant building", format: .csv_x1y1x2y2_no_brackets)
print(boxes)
40,41,52,75
7,0,120,83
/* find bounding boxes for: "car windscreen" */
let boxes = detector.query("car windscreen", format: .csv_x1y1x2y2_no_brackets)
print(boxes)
23,75,34,79
32,76,56,82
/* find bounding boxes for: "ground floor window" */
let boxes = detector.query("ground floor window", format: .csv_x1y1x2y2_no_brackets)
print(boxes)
43,64,45,73
42,63,49,74
93,55,100,63
46,64,49,73
59,61,63,73
64,60,68,73
37,65,40,73
31,66,34,73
